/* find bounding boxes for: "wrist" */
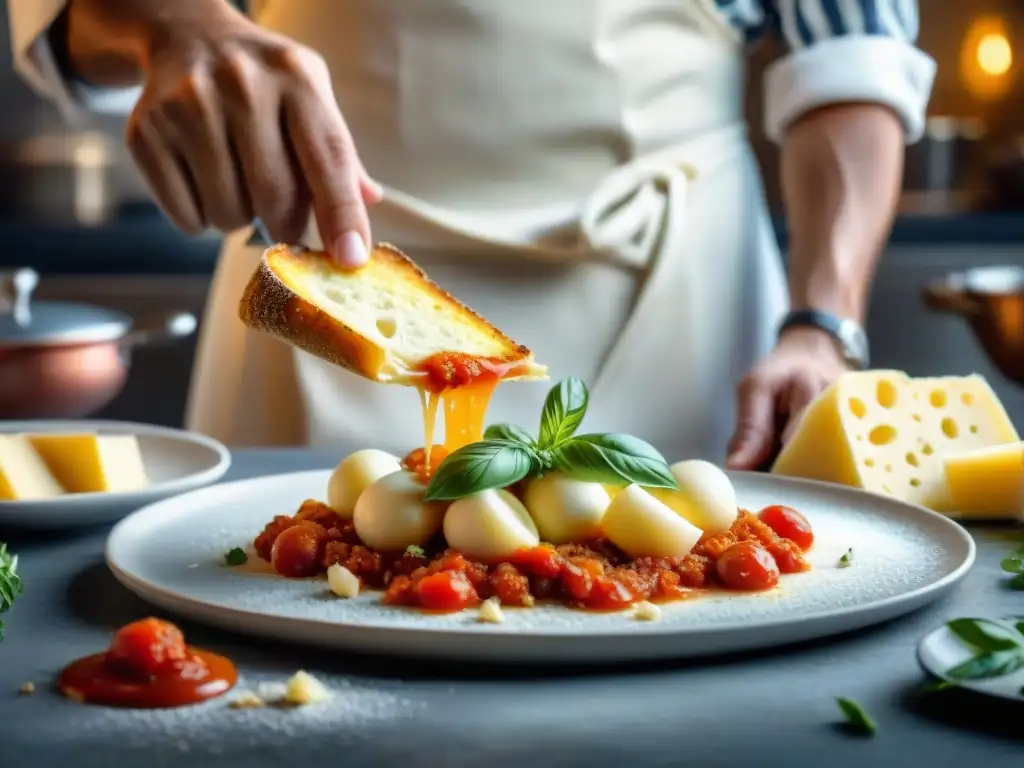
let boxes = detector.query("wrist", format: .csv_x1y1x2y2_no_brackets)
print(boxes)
777,309,869,369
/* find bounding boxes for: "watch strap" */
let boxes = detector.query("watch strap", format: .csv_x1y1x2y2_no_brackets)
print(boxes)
777,309,869,369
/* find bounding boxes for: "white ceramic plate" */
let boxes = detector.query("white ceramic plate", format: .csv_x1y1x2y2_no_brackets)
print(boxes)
0,420,231,529
917,618,1024,701
106,470,975,663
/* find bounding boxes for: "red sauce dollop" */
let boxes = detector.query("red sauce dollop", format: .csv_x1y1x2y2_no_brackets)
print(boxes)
58,618,236,708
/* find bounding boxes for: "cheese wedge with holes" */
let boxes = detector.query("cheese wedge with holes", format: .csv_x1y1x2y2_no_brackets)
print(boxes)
238,244,547,386
29,434,148,494
0,435,64,500
771,371,1019,511
943,441,1024,519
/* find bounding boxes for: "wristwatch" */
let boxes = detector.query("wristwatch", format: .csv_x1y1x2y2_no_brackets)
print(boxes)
777,309,870,370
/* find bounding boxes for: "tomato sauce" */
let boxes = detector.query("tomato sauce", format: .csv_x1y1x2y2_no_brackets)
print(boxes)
253,501,812,614
401,445,450,482
58,618,236,708
417,352,519,394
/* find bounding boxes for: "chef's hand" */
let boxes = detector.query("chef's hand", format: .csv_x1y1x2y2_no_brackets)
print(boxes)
725,328,849,471
124,9,381,265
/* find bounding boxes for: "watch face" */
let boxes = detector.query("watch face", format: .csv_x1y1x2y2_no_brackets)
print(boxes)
837,321,870,368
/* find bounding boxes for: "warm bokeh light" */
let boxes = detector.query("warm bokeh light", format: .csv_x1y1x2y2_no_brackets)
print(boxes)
960,16,1015,100
977,33,1012,76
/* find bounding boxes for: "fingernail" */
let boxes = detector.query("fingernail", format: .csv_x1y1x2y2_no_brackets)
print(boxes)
335,231,369,268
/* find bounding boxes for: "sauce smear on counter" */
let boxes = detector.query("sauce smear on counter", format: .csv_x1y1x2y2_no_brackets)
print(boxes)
58,617,236,708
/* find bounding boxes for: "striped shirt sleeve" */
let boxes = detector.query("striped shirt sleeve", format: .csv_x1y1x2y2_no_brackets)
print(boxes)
762,0,936,143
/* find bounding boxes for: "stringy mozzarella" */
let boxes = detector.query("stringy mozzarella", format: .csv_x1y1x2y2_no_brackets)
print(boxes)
523,472,610,544
601,484,704,558
327,449,403,518
443,488,540,560
353,471,446,551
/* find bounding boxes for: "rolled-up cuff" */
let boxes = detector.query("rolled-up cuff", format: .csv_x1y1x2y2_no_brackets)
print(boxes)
9,0,140,121
764,36,937,145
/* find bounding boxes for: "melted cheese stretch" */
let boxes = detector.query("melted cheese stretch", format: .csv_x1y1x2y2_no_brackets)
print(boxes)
415,379,500,472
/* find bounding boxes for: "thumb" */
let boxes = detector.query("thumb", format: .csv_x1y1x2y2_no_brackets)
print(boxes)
726,376,777,470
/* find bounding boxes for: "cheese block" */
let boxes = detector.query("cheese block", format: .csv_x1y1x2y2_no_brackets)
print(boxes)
29,434,148,494
238,243,548,386
0,435,64,501
943,441,1024,519
771,371,1019,510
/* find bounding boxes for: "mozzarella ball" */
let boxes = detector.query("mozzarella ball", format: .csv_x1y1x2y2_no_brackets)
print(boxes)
443,489,540,560
353,471,446,551
649,459,738,536
523,472,609,544
602,484,703,558
327,449,402,518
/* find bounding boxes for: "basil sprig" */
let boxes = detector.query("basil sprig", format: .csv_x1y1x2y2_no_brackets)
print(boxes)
1000,542,1024,590
424,377,678,502
942,617,1024,683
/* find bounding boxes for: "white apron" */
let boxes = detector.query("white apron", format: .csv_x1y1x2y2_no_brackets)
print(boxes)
186,0,789,462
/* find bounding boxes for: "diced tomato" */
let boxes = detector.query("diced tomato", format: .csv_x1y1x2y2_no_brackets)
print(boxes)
716,541,780,591
415,571,480,611
510,546,563,579
271,521,328,578
562,557,604,601
106,618,187,678
587,577,635,610
757,505,814,551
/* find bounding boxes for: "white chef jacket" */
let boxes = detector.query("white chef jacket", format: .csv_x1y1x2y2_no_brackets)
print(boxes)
8,0,935,461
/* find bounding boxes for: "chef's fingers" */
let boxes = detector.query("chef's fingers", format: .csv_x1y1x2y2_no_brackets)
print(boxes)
726,374,778,470
282,53,371,267
214,54,309,244
125,114,205,235
781,376,822,446
158,71,253,232
358,161,384,204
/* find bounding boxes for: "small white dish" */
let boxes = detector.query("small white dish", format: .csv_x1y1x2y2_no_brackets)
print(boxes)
0,420,230,529
917,617,1024,701
107,470,975,663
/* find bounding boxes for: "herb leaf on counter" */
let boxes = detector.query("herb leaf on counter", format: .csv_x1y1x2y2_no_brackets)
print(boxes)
424,440,536,501
553,433,678,490
835,698,876,736
0,542,23,642
538,377,589,449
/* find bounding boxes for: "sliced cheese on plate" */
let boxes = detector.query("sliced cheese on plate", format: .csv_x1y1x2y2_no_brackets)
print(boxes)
29,433,148,494
0,435,64,501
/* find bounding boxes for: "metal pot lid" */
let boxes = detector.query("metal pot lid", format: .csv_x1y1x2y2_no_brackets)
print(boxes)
0,268,131,349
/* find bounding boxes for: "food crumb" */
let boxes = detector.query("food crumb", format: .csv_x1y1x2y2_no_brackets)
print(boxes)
478,596,505,624
327,563,360,598
283,671,331,706
18,681,35,695
633,601,662,621
228,690,266,709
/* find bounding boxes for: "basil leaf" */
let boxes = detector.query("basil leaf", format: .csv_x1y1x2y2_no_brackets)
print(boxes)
947,618,1022,653
538,378,589,448
483,423,535,447
835,698,876,736
945,650,1024,681
553,433,678,490
424,440,536,501
1000,557,1023,574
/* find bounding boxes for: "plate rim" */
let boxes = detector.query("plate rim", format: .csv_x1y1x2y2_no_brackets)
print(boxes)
0,419,232,506
105,468,977,642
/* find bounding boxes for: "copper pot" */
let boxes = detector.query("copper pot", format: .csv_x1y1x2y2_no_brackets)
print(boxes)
0,268,197,419
922,266,1024,385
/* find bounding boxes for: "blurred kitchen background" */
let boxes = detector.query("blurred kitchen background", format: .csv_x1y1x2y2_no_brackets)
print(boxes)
1,0,1024,429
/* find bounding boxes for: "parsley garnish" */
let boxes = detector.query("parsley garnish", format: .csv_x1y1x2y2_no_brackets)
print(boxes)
836,697,876,736
405,545,426,558
224,547,248,566
838,548,853,568
0,543,24,642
